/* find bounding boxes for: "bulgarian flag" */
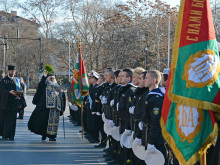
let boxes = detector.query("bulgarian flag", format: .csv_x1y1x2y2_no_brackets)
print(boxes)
71,42,89,106
168,0,220,112
161,68,218,164
161,0,219,164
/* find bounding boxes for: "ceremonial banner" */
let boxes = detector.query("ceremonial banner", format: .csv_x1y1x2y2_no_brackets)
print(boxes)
161,69,218,165
71,43,89,106
168,0,220,112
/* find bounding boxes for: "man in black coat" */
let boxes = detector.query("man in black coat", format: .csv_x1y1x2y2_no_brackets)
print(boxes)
0,65,21,141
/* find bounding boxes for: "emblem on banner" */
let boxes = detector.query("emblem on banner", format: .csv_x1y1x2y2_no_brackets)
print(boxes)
182,49,220,88
175,104,204,143
73,69,79,84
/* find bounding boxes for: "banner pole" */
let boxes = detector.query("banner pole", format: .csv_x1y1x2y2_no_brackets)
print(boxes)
200,150,206,165
81,101,84,139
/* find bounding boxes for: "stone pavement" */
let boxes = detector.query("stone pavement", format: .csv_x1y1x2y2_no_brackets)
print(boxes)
0,95,107,165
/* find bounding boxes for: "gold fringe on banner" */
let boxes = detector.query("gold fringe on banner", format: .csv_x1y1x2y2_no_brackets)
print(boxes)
160,118,218,165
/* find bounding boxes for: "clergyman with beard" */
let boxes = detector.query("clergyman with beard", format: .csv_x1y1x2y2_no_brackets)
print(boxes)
28,69,66,141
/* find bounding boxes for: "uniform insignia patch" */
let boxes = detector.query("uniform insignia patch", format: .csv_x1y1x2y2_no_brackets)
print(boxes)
122,94,125,97
153,108,159,115
129,97,131,102
145,101,148,104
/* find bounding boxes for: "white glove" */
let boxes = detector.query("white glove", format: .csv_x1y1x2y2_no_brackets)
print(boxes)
124,129,132,136
99,95,103,100
147,144,156,153
129,106,135,114
110,99,114,107
108,120,115,126
70,105,78,111
91,112,96,115
138,121,143,130
116,102,119,111
102,96,107,104
96,112,101,116
67,102,72,106
134,137,142,145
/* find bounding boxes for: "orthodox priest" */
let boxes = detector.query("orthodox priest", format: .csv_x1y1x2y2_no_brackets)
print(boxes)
0,65,22,141
28,68,66,141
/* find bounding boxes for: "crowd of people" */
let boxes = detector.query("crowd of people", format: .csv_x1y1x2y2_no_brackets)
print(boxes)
67,67,172,165
0,62,219,164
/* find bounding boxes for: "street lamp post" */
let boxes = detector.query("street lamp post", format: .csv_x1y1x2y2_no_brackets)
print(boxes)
168,12,171,68
64,18,72,79
68,30,71,79
144,47,148,70
0,37,7,77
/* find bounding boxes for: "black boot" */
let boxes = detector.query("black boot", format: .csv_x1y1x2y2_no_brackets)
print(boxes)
42,136,46,140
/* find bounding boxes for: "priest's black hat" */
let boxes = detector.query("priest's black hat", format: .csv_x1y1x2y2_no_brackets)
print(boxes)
8,65,16,71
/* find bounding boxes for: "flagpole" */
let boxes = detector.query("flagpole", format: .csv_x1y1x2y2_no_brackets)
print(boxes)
200,150,206,165
78,35,84,139
81,101,84,139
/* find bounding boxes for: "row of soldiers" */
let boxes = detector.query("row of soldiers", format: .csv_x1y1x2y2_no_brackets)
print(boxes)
68,67,171,165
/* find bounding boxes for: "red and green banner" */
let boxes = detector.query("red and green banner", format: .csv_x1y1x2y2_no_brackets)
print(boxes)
71,43,89,107
168,0,220,112
161,0,220,164
161,69,218,165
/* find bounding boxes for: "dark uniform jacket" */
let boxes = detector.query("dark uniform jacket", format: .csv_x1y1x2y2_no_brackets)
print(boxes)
140,87,165,147
111,84,122,126
102,82,117,120
118,83,136,133
128,87,149,132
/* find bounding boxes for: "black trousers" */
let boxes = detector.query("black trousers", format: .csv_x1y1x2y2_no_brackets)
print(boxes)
18,108,24,118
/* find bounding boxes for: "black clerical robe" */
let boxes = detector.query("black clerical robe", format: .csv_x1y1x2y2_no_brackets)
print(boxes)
28,76,66,139
0,76,18,139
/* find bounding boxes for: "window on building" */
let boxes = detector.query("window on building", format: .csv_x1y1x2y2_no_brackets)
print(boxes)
1,16,7,22
11,16,19,23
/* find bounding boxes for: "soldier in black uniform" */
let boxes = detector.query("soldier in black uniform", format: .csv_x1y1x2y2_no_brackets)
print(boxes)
138,70,166,163
0,65,21,141
117,69,136,164
129,71,149,164
91,74,107,147
85,71,100,143
105,70,122,165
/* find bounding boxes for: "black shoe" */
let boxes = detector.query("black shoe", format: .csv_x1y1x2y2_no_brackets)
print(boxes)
103,148,110,152
107,160,117,165
103,153,109,158
49,138,56,141
105,156,114,162
74,123,81,126
9,138,14,141
16,116,23,119
2,137,8,140
42,136,46,140
95,143,106,148
79,130,82,133
89,139,99,143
